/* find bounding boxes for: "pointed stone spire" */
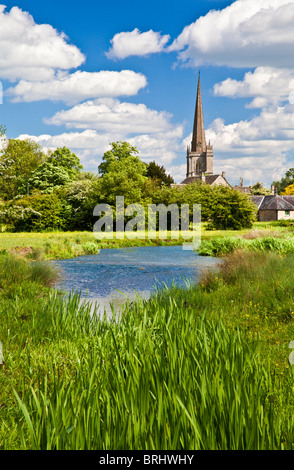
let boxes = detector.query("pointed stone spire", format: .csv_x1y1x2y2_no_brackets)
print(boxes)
191,72,206,153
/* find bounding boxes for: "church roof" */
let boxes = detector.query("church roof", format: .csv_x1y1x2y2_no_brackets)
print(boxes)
180,174,230,186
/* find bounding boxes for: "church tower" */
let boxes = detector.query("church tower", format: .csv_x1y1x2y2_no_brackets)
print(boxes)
186,73,213,178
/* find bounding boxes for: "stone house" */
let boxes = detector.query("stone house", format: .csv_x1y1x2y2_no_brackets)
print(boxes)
251,195,294,221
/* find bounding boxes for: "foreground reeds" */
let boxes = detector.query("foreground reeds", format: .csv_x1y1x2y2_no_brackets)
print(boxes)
1,250,294,449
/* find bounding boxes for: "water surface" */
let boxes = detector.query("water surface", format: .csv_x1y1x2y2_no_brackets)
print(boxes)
53,246,219,314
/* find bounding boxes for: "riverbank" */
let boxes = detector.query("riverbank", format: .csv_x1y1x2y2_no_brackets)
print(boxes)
0,249,294,449
0,220,293,260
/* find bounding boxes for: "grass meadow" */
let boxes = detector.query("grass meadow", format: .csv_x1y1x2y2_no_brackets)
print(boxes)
0,220,293,260
0,245,294,449
0,220,294,449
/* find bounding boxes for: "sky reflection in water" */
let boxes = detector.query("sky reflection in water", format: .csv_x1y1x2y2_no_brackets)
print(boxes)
52,246,219,314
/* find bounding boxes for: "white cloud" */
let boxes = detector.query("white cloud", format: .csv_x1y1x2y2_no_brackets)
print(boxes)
6,70,147,104
18,116,184,174
203,105,294,185
18,130,114,171
129,126,184,164
107,28,170,59
39,97,185,173
45,98,174,133
20,99,294,186
166,0,294,185
0,6,149,106
169,0,294,69
0,5,85,81
213,67,294,108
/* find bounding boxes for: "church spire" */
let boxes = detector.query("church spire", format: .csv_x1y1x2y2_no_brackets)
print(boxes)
191,72,206,153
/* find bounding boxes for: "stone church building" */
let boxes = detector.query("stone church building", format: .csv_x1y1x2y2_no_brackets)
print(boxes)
174,74,294,221
178,73,230,188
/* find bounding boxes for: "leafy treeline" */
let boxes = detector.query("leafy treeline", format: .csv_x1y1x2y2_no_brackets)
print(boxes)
272,168,294,195
0,135,257,232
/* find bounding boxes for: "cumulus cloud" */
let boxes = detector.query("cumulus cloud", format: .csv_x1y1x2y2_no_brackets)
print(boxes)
129,126,184,164
203,104,294,185
44,98,174,133
169,0,294,69
18,126,184,175
18,130,114,170
40,97,184,171
0,5,85,81
0,6,147,106
106,28,170,59
213,67,294,108
18,100,185,174
165,0,294,185
18,117,185,177
6,70,147,104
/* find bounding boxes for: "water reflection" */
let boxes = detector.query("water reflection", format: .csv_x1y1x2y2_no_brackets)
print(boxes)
52,245,219,315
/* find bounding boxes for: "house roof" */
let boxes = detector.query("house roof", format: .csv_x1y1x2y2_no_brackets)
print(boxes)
282,196,294,207
250,195,294,211
250,196,264,209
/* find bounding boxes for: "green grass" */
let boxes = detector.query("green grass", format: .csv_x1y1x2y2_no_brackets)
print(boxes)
0,221,292,261
1,250,294,449
0,231,188,260
198,235,294,257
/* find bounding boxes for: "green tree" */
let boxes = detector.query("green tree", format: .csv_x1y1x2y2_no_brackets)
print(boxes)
178,182,215,222
2,193,65,232
28,147,83,194
61,173,102,230
98,141,140,177
272,168,294,194
282,183,294,195
0,139,46,200
48,147,83,177
29,161,71,193
208,187,257,230
0,125,6,138
99,142,147,206
146,161,175,187
150,183,257,230
250,182,271,195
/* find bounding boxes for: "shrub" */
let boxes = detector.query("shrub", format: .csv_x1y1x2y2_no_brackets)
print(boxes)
2,193,65,232
208,187,257,230
198,237,246,256
198,235,294,257
250,236,294,254
81,241,100,255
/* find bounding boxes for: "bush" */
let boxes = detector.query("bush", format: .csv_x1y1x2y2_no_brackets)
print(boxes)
0,254,60,292
177,184,257,230
81,241,100,255
198,237,246,256
198,235,294,257
2,193,66,232
250,236,294,254
208,187,257,230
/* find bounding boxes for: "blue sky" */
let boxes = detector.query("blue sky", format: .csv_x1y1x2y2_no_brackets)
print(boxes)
1,0,294,186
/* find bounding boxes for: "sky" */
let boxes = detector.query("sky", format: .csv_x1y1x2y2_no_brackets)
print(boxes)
1,0,294,187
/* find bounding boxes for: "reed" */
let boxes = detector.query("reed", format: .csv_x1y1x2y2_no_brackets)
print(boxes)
199,235,294,257
1,250,294,450
11,287,294,449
